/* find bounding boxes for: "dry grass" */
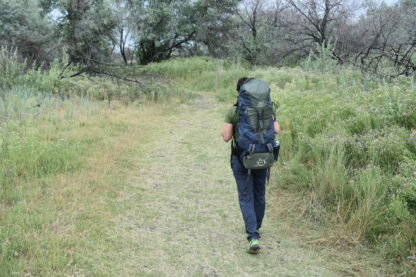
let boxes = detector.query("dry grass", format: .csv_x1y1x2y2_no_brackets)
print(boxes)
267,188,403,276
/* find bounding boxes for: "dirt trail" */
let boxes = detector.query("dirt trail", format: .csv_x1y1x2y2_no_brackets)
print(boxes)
108,94,382,276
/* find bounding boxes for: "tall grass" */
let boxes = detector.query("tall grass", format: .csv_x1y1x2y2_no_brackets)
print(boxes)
0,47,192,103
0,90,90,203
145,57,416,267
0,48,66,93
0,87,100,274
266,66,416,264
1,49,82,205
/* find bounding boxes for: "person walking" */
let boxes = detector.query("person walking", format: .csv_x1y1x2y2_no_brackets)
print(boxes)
221,77,280,254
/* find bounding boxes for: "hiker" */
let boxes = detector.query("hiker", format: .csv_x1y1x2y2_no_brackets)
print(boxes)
221,77,280,254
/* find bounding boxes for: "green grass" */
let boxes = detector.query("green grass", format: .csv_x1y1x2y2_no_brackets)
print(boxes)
1,96,100,274
0,47,193,104
141,57,249,101
263,68,415,268
0,94,177,275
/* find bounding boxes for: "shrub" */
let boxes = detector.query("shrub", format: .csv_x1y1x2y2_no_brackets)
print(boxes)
0,47,73,94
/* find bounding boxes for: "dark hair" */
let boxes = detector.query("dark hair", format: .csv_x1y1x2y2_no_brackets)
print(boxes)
236,77,249,91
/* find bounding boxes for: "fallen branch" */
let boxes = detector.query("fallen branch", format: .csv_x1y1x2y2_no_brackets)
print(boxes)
88,68,145,87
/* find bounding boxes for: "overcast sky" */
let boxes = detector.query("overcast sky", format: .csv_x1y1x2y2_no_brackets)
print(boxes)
261,0,400,8
384,0,399,4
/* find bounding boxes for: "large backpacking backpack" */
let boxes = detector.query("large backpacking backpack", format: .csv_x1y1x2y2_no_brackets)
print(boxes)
235,78,279,170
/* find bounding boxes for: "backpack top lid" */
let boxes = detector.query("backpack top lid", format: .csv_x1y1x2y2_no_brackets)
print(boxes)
240,78,270,105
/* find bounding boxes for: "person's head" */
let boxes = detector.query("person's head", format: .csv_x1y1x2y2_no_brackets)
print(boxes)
236,77,248,92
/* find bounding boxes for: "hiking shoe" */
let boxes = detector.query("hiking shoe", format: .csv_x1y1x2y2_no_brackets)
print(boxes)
247,239,260,254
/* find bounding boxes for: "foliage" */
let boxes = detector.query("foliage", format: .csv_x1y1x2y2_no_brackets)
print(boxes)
193,0,241,58
53,0,118,65
0,47,73,94
3,0,416,79
0,47,192,274
300,42,340,73
128,0,239,64
0,89,88,204
0,0,54,64
130,0,195,64
0,47,191,103
0,94,172,276
1,39,415,272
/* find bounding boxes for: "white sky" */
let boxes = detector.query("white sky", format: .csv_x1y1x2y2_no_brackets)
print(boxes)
384,0,399,4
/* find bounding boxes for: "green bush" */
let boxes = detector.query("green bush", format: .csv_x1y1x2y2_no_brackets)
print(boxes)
300,42,340,73
0,50,194,208
0,47,72,94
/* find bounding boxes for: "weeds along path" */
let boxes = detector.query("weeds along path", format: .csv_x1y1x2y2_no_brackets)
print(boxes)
105,93,382,277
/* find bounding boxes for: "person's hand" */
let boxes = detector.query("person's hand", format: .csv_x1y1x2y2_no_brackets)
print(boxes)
221,123,233,142
274,121,280,134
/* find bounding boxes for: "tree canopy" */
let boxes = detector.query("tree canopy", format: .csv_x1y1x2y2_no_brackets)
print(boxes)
1,0,415,77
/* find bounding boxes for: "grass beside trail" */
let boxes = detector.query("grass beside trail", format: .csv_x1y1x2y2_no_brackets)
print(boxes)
0,100,179,276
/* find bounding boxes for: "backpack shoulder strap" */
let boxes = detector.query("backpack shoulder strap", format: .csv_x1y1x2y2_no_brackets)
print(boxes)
234,101,239,123
272,102,277,121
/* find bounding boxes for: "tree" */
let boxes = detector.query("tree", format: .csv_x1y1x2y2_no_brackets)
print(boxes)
0,0,54,64
193,0,240,58
285,0,354,63
235,0,263,64
128,0,240,64
287,0,343,46
345,2,416,77
54,0,117,65
127,0,196,65
232,0,286,65
114,0,134,65
400,0,416,8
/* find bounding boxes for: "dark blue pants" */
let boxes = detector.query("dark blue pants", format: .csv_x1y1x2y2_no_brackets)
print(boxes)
231,155,267,241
